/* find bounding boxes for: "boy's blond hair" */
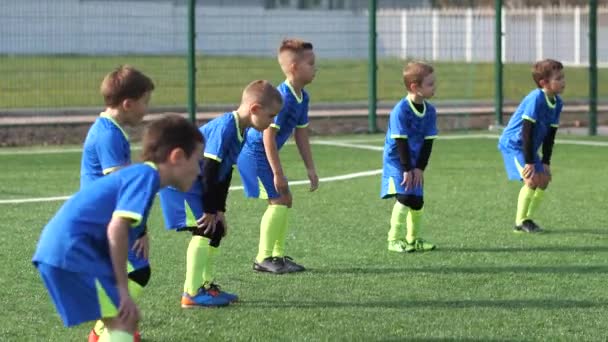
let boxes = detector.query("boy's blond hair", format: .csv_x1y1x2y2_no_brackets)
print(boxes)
277,38,314,71
532,59,563,88
242,80,283,108
100,65,155,107
403,61,434,92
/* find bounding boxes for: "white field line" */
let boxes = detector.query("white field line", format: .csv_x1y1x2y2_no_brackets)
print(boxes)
0,168,383,205
1,134,607,156
2,136,607,204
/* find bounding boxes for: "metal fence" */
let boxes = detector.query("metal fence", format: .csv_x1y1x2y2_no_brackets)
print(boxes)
0,0,605,134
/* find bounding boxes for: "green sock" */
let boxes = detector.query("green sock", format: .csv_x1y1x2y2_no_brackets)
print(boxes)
256,205,288,263
526,188,545,219
99,329,133,342
272,208,290,257
94,273,144,335
388,201,408,241
202,246,218,285
406,207,423,243
516,185,535,225
184,236,209,296
93,320,105,336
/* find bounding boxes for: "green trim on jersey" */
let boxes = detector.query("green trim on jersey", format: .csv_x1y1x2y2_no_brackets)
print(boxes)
99,112,129,141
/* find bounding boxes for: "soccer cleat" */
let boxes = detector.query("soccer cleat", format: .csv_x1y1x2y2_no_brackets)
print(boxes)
388,239,414,253
88,329,141,342
280,256,306,273
205,282,239,303
405,238,436,252
514,219,543,233
253,256,287,274
181,287,231,308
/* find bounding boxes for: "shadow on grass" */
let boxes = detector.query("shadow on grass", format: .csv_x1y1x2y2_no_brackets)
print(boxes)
440,245,608,253
242,298,605,310
311,265,608,275
542,228,608,235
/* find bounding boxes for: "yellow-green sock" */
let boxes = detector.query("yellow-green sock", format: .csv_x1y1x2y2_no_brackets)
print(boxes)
202,246,218,285
516,185,535,225
272,208,290,257
256,205,288,263
388,201,408,241
526,188,545,219
93,320,106,336
94,274,143,335
99,329,133,342
184,236,210,296
406,207,423,243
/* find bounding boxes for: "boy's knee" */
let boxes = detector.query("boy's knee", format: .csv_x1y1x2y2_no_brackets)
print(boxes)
103,317,138,335
396,194,424,210
128,266,151,288
269,194,292,208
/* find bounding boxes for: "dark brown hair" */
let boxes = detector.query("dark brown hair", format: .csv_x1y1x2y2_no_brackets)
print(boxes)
403,61,434,91
141,115,203,163
100,65,155,107
532,59,563,87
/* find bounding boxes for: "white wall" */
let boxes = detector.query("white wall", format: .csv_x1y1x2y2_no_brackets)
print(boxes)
0,0,606,64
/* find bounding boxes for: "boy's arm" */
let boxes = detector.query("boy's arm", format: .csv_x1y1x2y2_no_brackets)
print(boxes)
395,138,412,171
416,139,434,170
263,127,284,176
199,158,228,245
541,126,558,165
107,216,134,297
294,127,316,171
200,158,223,214
521,119,536,164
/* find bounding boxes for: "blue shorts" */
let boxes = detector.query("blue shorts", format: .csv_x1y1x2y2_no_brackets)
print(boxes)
237,151,285,199
500,149,544,181
380,172,423,199
35,263,121,327
158,187,202,230
127,249,149,272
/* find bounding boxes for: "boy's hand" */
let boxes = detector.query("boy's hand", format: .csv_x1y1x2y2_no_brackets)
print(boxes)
197,213,217,236
401,169,423,190
522,163,535,180
273,173,289,195
118,290,140,324
132,234,149,260
307,168,319,192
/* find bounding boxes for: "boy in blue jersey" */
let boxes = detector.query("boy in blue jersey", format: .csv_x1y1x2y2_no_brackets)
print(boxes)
498,59,565,233
80,65,155,342
158,80,282,307
382,61,438,253
33,115,203,342
237,39,319,274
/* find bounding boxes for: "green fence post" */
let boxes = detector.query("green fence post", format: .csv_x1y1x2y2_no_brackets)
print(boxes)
187,0,197,123
589,0,598,136
368,0,378,133
494,0,503,126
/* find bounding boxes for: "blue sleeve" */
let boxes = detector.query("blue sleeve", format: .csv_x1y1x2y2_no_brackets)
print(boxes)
271,98,291,130
389,102,408,139
96,130,130,175
425,107,438,139
296,96,310,128
114,168,158,227
521,94,541,123
203,124,230,163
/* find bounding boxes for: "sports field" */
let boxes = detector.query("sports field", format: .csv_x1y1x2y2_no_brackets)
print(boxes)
1,133,607,341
